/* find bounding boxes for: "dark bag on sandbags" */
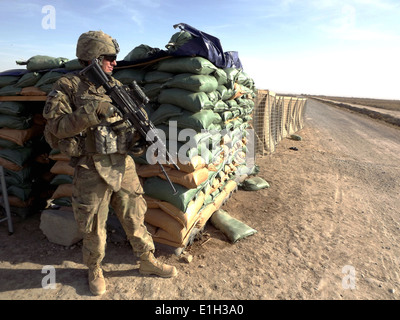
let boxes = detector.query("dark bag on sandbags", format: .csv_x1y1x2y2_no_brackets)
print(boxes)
210,209,257,243
169,23,228,69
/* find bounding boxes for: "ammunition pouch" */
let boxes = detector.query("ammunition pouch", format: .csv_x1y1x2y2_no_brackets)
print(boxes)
90,121,136,155
58,121,140,157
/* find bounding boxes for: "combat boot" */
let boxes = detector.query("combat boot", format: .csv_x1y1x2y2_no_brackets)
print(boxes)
139,251,178,278
88,266,106,295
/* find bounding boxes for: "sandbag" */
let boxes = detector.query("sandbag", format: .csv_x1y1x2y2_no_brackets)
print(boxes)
157,56,217,75
210,209,257,243
17,55,68,71
50,174,73,186
34,71,65,87
196,202,217,229
158,88,214,113
20,86,47,96
0,101,29,116
0,75,21,88
145,208,187,242
123,44,160,62
168,23,227,69
169,109,221,131
241,176,270,191
0,114,32,130
165,30,193,52
15,72,42,87
64,59,83,71
163,73,218,93
143,177,203,212
144,71,174,84
0,85,21,96
113,68,146,85
0,146,33,171
50,160,74,176
0,124,44,146
52,183,73,199
149,104,182,125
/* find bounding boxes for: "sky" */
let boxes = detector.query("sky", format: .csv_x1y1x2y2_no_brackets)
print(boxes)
0,0,400,100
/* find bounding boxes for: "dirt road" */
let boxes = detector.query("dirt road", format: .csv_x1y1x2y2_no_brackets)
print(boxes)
1,98,399,301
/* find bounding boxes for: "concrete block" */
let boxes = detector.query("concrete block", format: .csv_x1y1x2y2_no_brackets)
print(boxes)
40,209,83,246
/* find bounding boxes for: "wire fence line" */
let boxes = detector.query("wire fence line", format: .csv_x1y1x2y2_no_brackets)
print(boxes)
253,90,307,155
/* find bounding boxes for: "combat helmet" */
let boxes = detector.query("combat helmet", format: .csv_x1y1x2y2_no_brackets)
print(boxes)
76,30,120,62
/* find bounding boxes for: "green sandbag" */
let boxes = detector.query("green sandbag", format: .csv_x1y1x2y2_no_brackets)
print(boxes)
241,176,270,191
0,85,21,96
210,209,257,243
0,114,32,129
150,104,182,125
0,146,33,167
163,73,218,93
0,75,20,88
165,31,193,52
50,174,73,186
0,101,29,116
15,72,42,87
123,44,157,62
5,185,32,201
143,83,163,99
143,176,202,212
158,88,214,113
17,55,69,71
35,71,64,87
144,71,174,84
157,56,217,75
64,59,83,71
169,109,222,131
113,68,146,85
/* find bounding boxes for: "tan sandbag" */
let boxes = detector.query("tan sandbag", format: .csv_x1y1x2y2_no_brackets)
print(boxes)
52,183,73,199
185,190,205,220
213,189,227,210
137,164,208,189
152,222,198,248
223,179,238,195
0,124,44,146
0,157,23,171
50,160,74,176
20,86,47,96
196,202,217,229
166,155,206,173
4,195,33,208
145,208,186,238
49,152,70,161
157,202,194,229
144,193,203,229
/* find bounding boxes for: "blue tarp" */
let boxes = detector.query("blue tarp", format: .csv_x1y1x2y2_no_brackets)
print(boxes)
116,23,244,70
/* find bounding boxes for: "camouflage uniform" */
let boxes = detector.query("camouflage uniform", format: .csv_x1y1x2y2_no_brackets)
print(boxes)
43,72,155,269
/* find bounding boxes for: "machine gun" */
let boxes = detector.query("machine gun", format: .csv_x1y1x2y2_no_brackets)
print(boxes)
80,59,180,194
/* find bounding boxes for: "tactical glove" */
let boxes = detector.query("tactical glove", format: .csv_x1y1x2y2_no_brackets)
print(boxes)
96,101,115,118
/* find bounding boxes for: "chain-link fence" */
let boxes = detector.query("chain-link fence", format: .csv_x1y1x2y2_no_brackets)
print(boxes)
253,90,307,155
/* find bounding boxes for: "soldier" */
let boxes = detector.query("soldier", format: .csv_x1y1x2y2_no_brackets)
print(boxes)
43,30,177,296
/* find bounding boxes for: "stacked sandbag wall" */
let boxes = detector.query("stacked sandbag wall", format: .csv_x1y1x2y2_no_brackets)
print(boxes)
113,55,257,249
0,100,52,217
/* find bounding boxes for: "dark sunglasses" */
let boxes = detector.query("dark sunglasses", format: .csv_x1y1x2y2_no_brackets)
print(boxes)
102,55,117,62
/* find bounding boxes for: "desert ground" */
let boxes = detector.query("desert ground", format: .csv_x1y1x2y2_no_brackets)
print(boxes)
1,97,400,304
